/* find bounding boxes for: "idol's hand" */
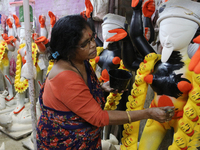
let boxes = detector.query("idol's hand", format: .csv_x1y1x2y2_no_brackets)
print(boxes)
142,0,155,18
106,28,128,42
48,11,56,27
13,14,21,28
85,0,93,18
35,36,49,44
39,15,46,28
132,0,143,9
6,18,13,28
189,35,200,74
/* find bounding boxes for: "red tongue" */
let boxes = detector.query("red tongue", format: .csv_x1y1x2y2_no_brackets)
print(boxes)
158,95,174,107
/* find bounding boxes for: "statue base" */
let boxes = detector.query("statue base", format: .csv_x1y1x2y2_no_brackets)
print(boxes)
0,97,18,114
22,136,34,150
0,126,32,140
0,103,34,140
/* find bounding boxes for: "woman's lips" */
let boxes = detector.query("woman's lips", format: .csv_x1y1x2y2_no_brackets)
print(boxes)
90,50,97,55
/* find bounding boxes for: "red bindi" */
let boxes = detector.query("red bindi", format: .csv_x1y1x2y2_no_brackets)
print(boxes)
88,33,91,37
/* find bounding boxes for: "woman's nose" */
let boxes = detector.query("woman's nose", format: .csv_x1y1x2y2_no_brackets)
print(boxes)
90,39,96,48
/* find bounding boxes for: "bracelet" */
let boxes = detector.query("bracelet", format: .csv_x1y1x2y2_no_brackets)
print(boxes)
126,111,131,124
100,82,103,86
100,81,104,87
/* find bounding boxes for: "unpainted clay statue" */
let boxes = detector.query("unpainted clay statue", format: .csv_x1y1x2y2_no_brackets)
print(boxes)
0,15,19,112
0,3,40,134
119,0,200,149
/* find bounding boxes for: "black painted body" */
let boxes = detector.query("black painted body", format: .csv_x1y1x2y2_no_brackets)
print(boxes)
150,51,190,98
97,42,121,72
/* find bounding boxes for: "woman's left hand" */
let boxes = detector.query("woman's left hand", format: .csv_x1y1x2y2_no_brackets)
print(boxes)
101,81,128,93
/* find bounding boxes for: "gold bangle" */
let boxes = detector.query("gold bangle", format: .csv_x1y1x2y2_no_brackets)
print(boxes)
126,111,131,124
100,81,104,87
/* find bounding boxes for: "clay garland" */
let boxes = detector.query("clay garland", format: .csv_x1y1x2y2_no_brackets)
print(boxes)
14,43,38,93
89,46,104,71
120,53,161,150
46,60,54,75
0,41,7,63
104,92,123,110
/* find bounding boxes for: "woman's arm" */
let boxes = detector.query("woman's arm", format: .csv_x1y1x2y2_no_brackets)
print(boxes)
107,106,174,125
101,77,174,125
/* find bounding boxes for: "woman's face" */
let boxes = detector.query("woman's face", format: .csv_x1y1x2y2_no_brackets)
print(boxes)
75,26,97,61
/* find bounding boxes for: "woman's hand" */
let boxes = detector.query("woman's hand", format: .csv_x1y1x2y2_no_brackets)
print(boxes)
147,106,175,123
101,81,128,93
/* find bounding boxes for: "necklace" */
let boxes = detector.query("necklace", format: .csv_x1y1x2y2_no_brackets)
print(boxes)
69,60,84,79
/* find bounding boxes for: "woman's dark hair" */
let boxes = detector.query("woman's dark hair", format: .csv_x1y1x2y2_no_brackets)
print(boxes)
48,15,90,61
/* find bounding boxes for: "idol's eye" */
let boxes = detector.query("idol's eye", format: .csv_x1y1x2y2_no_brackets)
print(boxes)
171,32,182,38
160,30,167,37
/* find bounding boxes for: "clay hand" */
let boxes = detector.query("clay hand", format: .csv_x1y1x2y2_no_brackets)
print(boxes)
80,10,87,20
13,14,21,28
177,81,192,93
35,36,49,45
33,36,48,52
85,0,93,18
1,33,9,41
3,35,16,46
106,28,128,42
149,106,175,123
6,18,13,28
144,74,153,84
188,35,200,74
131,0,143,9
5,36,16,43
48,11,56,27
142,0,155,18
2,34,15,44
39,15,46,28
32,33,39,41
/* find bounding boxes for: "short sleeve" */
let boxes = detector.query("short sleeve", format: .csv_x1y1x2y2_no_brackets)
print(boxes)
49,71,109,127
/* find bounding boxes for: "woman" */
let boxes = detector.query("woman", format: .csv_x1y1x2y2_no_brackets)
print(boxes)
36,15,174,149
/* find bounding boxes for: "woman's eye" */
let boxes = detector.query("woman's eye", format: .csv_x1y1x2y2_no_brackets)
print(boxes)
81,41,89,48
91,37,95,41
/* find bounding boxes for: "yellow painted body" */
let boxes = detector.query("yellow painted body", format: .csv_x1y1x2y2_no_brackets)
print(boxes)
120,53,200,150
